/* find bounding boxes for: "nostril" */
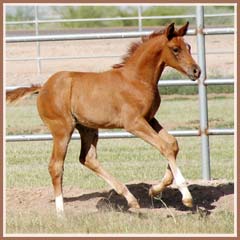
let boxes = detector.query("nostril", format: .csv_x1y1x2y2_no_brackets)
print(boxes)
193,68,199,75
189,65,201,80
193,67,200,77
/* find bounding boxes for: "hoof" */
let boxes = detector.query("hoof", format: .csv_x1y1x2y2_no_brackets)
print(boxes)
182,198,193,208
149,184,164,197
128,201,140,209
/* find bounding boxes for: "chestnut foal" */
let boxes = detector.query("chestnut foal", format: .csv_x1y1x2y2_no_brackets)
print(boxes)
7,22,201,216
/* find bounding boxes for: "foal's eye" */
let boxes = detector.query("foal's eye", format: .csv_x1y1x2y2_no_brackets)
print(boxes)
172,47,180,54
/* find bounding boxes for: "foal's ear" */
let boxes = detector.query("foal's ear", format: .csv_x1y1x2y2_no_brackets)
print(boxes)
165,22,175,40
177,21,189,36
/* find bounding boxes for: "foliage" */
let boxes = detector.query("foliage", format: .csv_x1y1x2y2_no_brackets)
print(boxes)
142,6,194,26
5,5,234,30
6,6,34,30
204,6,234,26
52,6,123,28
6,6,34,21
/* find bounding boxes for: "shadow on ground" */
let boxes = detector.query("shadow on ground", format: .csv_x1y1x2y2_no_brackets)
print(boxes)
64,182,234,214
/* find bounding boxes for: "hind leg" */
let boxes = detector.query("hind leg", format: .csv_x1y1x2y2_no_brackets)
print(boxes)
36,80,75,215
77,124,140,209
45,119,74,216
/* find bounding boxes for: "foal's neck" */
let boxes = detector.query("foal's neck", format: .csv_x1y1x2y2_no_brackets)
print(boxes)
126,37,166,86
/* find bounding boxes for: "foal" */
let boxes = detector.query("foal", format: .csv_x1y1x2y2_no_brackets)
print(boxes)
7,22,201,215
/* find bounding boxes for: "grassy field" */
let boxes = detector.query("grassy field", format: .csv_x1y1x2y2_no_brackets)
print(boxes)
5,93,235,234
6,209,234,234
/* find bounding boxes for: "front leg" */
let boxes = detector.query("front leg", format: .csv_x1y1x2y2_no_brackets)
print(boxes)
148,118,175,195
125,117,193,208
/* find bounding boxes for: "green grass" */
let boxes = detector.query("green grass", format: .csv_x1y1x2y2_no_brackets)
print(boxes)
5,94,234,234
6,94,234,187
159,71,234,95
6,94,234,134
5,134,234,190
6,97,44,135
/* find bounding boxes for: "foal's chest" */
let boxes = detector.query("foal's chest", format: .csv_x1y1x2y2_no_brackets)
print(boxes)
141,86,161,121
149,92,161,120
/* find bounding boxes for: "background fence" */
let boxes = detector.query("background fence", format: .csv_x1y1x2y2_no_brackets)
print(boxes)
5,5,234,75
5,5,235,180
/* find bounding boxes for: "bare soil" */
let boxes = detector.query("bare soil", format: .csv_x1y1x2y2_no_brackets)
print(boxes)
6,180,234,217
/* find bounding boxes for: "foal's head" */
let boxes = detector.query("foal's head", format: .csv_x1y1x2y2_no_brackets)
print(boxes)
161,22,201,81
113,22,201,81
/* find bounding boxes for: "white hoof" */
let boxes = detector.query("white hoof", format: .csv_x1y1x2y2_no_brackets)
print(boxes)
182,197,193,208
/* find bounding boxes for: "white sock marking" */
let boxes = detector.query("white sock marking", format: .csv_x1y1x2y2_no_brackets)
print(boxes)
175,167,186,186
55,194,64,214
174,168,192,200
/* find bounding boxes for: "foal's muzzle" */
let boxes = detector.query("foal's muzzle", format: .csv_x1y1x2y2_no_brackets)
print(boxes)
188,64,201,81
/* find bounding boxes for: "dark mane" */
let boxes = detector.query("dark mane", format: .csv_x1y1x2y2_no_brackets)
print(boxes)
112,28,166,69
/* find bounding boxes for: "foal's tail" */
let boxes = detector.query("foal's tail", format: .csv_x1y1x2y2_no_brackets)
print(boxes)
6,84,42,103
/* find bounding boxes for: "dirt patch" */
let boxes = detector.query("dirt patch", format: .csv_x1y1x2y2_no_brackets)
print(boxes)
6,179,234,217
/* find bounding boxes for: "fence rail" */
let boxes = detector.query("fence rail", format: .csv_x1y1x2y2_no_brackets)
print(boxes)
6,13,234,26
5,78,234,92
4,50,234,63
5,5,235,180
5,27,234,43
5,128,234,142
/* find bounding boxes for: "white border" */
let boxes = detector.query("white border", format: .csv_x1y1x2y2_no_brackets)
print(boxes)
4,233,238,238
3,2,237,238
3,3,6,238
233,2,238,237
4,3,237,6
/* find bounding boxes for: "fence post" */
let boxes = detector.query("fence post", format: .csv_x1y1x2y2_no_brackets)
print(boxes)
137,6,143,32
34,5,41,74
196,6,211,180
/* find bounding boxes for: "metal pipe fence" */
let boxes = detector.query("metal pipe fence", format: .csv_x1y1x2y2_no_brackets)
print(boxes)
196,6,211,179
5,5,234,75
5,27,234,43
5,12,234,26
6,128,234,142
5,78,234,92
5,5,235,180
5,5,234,74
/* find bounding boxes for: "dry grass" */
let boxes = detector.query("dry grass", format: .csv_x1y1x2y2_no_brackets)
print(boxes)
6,209,234,234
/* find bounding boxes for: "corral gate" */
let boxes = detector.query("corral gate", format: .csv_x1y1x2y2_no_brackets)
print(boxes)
5,5,235,180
